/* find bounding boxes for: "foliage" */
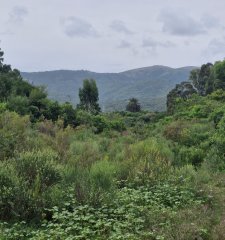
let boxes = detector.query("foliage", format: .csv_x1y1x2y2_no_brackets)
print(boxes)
0,111,30,160
60,102,77,127
213,60,225,90
7,96,29,115
0,48,3,67
128,138,173,182
169,59,225,114
0,49,78,126
90,159,116,191
167,82,196,114
189,63,213,95
126,98,141,112
0,183,206,240
78,79,101,114
14,150,61,190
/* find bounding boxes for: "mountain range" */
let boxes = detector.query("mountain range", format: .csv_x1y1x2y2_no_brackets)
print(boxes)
21,65,197,112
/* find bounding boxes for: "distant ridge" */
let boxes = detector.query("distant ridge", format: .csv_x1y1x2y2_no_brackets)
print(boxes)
21,65,197,112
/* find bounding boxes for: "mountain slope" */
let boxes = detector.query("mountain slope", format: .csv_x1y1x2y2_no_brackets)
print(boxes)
21,65,197,111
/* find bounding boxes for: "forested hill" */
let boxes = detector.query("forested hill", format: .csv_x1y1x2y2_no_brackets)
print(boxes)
22,65,197,111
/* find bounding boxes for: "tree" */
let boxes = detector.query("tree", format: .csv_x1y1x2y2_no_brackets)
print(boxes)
213,60,225,91
39,99,61,122
7,96,29,115
60,102,77,127
126,98,141,112
0,47,33,102
78,79,101,114
0,48,3,68
0,48,11,73
189,63,213,95
0,47,78,125
29,86,47,109
167,81,197,114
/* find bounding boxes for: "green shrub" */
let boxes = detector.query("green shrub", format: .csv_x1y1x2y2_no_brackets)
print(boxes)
91,115,108,133
14,150,61,191
76,109,93,125
61,163,91,204
188,104,211,118
90,158,116,191
0,162,54,222
0,111,30,160
205,116,225,171
138,112,157,123
0,102,7,113
0,150,63,222
128,138,173,182
210,106,225,127
164,120,213,147
7,96,29,115
163,120,187,143
176,146,205,166
0,162,27,221
109,119,126,132
205,146,225,171
69,140,100,168
209,89,225,101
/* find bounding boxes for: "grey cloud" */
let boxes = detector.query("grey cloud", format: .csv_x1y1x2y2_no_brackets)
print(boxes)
110,20,133,35
201,14,220,29
142,38,175,48
117,40,131,49
184,40,190,46
132,48,139,56
0,30,14,36
62,17,99,38
205,37,225,55
8,6,28,24
158,9,206,36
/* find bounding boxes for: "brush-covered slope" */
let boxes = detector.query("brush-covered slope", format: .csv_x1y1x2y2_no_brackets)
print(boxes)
22,65,196,111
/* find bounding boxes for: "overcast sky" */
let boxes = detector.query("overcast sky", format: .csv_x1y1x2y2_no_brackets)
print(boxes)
0,0,225,72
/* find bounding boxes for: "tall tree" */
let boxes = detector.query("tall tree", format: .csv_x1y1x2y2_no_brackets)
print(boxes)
0,48,3,68
0,48,12,73
78,79,101,114
167,81,197,114
189,63,213,95
213,60,225,91
126,98,141,112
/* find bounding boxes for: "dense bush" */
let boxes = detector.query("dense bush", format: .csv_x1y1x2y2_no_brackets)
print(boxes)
128,138,173,183
175,146,205,166
90,159,116,192
14,150,61,190
0,111,30,160
0,150,62,222
0,162,27,221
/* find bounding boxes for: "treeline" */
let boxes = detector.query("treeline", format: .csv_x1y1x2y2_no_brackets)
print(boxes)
167,59,225,113
0,48,78,126
0,48,142,132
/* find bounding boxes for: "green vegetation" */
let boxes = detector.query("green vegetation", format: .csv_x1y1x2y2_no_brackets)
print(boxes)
1,48,225,239
0,49,77,127
78,79,101,114
126,98,141,112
